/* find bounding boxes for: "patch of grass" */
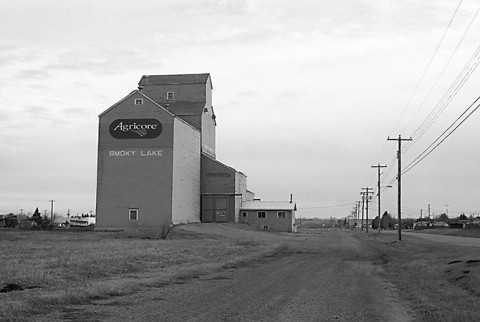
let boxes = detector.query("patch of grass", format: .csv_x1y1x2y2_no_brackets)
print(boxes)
233,237,259,247
410,227,480,238
358,232,480,321
0,227,283,321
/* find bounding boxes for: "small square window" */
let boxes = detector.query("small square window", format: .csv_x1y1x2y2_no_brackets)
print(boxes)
129,209,138,221
166,92,174,100
257,211,266,218
277,211,287,218
242,212,247,218
134,99,143,105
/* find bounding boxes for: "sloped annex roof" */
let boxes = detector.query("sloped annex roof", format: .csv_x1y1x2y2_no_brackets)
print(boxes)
162,101,206,115
241,201,297,211
201,152,246,176
138,73,212,88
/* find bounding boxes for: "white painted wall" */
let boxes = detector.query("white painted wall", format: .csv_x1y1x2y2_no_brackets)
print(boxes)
171,118,201,224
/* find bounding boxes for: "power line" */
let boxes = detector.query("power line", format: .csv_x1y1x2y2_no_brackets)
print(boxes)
401,4,480,143
402,95,480,175
403,41,480,153
298,203,353,210
388,0,464,139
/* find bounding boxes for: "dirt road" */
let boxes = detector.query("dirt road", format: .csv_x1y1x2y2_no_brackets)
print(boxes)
60,229,413,322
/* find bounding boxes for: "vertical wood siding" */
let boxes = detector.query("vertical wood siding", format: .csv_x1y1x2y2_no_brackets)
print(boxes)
171,118,201,224
96,92,174,230
242,210,293,232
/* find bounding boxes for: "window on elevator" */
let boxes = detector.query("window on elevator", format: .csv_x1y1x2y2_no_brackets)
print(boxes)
129,209,138,220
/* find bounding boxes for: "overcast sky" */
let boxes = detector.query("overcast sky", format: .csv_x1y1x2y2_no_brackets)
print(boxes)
1,0,480,220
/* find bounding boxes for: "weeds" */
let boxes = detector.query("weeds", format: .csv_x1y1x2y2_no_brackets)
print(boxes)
0,227,282,321
233,237,258,247
360,232,480,321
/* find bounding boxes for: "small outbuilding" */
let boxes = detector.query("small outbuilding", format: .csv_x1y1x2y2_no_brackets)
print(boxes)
240,200,297,232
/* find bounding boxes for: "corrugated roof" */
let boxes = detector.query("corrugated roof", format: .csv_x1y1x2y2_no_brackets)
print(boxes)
241,201,297,211
138,73,211,86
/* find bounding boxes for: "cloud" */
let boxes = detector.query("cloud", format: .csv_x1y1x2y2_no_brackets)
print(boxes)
0,109,12,123
15,69,51,80
237,91,258,98
63,108,89,117
276,90,300,101
23,105,50,118
43,47,161,76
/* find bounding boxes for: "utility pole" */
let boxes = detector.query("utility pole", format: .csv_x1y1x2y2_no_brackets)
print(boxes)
360,194,365,231
372,164,387,233
357,201,360,228
428,204,431,220
49,200,55,223
355,201,361,229
362,188,373,233
387,135,412,241
351,209,355,228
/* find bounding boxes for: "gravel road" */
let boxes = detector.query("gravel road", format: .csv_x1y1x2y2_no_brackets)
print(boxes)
64,229,413,322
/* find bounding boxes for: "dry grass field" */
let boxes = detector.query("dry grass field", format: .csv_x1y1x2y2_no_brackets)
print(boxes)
409,227,480,238
359,230,480,322
0,224,285,322
2,224,480,321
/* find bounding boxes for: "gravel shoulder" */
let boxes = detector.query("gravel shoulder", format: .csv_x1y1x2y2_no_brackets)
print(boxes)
386,229,480,247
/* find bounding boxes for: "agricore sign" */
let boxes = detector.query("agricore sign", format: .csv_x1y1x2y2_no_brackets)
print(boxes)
109,119,162,139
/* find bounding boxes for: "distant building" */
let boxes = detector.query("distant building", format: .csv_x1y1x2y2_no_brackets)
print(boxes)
240,200,297,232
472,217,480,226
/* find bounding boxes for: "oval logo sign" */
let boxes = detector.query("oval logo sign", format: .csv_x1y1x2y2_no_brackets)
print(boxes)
109,119,162,139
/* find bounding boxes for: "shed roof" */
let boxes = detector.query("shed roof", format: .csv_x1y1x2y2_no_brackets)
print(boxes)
163,101,206,115
138,73,211,87
202,152,236,173
241,201,297,211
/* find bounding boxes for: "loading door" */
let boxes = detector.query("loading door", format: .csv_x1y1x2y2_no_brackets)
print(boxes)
214,197,227,222
202,196,215,222
201,196,228,223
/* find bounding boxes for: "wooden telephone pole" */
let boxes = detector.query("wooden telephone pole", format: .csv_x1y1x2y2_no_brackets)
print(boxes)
387,135,412,241
360,195,365,231
49,200,55,223
361,188,373,233
372,164,387,233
